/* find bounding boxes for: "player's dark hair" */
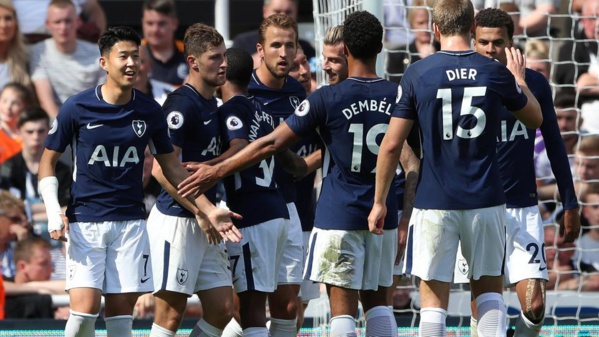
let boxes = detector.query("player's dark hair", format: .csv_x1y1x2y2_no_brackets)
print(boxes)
184,23,224,57
343,11,383,60
225,48,254,88
432,0,474,36
143,0,177,18
475,8,514,40
258,14,298,46
98,26,141,56
17,106,49,129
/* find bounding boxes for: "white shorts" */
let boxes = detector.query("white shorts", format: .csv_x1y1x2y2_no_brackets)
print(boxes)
304,227,397,290
226,218,289,293
66,220,153,294
279,203,304,285
405,205,506,283
299,231,320,301
146,206,231,295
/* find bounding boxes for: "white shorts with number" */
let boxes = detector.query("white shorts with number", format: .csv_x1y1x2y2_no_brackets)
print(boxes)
299,231,320,301
226,218,289,293
405,205,506,282
146,206,231,295
65,219,153,294
304,227,397,290
279,203,304,285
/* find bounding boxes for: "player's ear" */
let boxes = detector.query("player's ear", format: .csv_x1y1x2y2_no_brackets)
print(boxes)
99,57,108,72
432,23,441,40
256,42,264,59
187,55,199,70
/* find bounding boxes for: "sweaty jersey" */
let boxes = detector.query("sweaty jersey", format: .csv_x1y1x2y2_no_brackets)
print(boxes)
45,86,173,222
219,95,289,228
497,68,578,210
286,77,399,231
248,71,315,206
155,84,221,218
394,50,528,210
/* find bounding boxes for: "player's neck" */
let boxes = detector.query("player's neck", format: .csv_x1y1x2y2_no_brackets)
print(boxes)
256,65,285,89
347,56,378,79
220,83,246,103
101,83,133,105
439,35,472,52
186,76,216,100
53,38,77,54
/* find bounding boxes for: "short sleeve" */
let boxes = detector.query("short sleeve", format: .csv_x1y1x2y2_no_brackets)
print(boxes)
285,89,326,138
392,68,418,120
44,97,77,152
162,93,192,148
219,99,250,144
149,106,173,155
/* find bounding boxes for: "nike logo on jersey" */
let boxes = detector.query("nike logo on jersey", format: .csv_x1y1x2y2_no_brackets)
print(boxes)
538,266,547,271
140,277,150,283
204,119,212,125
86,123,103,129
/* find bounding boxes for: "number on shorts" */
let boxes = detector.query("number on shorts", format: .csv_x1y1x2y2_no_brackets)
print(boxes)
527,242,546,264
229,255,240,274
142,254,149,277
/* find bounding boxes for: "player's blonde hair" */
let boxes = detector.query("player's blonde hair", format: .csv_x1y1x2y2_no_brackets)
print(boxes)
324,25,343,46
432,0,474,36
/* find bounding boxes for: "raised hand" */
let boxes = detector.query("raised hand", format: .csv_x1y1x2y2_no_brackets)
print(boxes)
505,47,526,83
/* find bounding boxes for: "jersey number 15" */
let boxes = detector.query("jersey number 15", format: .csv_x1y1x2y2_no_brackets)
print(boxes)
437,86,487,140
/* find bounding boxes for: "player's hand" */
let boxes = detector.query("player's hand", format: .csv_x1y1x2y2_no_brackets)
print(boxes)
183,161,200,171
133,293,155,319
196,215,223,245
206,207,243,243
560,208,581,244
505,47,526,83
49,214,69,242
396,215,409,265
368,203,387,235
179,163,219,198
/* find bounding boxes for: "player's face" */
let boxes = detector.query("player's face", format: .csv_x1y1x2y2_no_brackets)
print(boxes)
411,9,431,44
582,1,599,40
322,43,347,85
526,56,550,80
195,43,227,88
0,88,25,127
574,152,599,182
473,26,511,65
583,194,599,226
257,26,297,79
289,48,311,93
18,120,49,154
0,6,17,44
142,10,178,48
556,107,579,147
22,247,53,282
101,41,140,89
263,0,297,18
46,4,79,45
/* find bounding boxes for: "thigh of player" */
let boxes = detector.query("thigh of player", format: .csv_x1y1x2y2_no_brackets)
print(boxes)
65,221,110,291
278,203,305,285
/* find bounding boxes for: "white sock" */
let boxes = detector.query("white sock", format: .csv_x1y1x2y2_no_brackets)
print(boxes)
105,315,133,337
329,315,357,337
65,310,98,337
222,318,243,337
470,317,479,337
268,317,297,337
419,308,447,337
189,318,223,337
365,306,397,337
242,327,270,337
513,311,542,337
150,322,176,337
476,293,506,337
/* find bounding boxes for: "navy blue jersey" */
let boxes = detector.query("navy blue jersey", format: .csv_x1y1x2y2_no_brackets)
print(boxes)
45,86,173,222
286,77,399,231
155,84,221,217
219,95,289,228
497,69,578,210
248,71,311,204
394,51,528,210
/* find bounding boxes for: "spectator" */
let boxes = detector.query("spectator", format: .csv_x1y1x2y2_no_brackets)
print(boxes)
29,0,104,118
0,190,31,280
386,0,438,83
134,38,170,105
472,0,558,37
0,0,31,91
141,0,187,93
0,106,71,227
574,135,599,190
544,223,576,290
4,237,67,319
525,39,551,80
0,82,33,164
232,0,316,68
384,0,414,54
14,0,106,44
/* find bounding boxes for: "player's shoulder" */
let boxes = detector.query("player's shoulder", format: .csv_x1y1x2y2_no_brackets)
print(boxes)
133,88,162,109
283,76,305,95
64,86,97,106
525,68,551,88
220,95,252,115
162,85,197,111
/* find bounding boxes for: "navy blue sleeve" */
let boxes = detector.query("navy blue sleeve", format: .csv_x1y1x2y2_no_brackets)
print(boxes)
45,97,78,153
286,90,326,138
149,105,174,155
392,68,417,120
163,93,193,149
219,98,250,144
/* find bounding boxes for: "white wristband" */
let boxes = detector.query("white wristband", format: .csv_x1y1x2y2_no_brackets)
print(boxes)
38,176,64,233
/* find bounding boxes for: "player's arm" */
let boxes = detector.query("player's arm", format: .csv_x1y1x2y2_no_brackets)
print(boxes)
154,151,242,243
200,138,248,167
38,148,69,241
396,141,419,263
505,47,543,128
32,79,59,119
276,148,322,179
178,122,302,198
369,117,415,235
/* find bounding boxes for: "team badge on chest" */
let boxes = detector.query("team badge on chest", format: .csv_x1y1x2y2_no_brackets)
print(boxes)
132,120,147,138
